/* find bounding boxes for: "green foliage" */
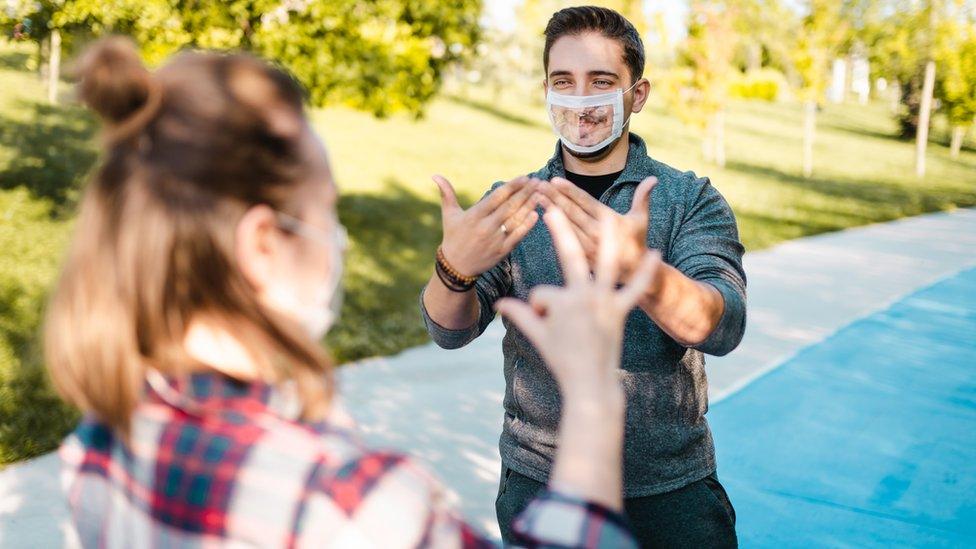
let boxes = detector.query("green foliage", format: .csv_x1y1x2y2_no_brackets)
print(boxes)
729,68,788,101
255,0,481,117
666,1,738,129
0,187,79,465
934,18,976,127
729,0,799,76
1,0,483,116
853,0,976,138
790,0,848,102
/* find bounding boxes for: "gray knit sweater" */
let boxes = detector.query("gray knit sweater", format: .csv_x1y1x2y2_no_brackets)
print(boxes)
420,134,747,497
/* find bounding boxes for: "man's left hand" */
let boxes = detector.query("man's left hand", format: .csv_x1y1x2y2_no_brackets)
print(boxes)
538,176,660,285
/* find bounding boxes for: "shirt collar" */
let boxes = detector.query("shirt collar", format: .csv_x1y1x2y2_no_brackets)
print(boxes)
146,370,303,421
542,132,653,187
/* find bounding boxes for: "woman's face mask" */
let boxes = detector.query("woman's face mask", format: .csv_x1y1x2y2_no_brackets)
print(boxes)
266,211,347,340
546,80,639,155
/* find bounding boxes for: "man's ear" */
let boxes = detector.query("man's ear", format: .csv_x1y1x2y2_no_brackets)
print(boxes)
541,78,549,101
630,78,651,114
235,204,280,295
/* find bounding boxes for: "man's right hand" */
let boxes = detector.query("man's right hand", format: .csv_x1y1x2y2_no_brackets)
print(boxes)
433,174,542,277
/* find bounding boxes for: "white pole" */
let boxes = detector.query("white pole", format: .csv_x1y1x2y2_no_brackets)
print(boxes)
47,29,61,105
803,100,816,178
915,60,936,178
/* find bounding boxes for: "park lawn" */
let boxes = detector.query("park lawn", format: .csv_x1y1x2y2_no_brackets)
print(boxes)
2,39,975,464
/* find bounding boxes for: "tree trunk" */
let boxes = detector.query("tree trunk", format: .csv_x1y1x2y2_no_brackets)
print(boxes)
702,113,724,166
916,60,936,178
47,29,62,105
39,38,48,79
950,125,965,158
747,43,761,72
702,121,714,164
802,100,816,178
890,81,901,114
714,110,726,168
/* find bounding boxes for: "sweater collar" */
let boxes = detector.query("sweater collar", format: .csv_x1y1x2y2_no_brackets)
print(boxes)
541,132,653,187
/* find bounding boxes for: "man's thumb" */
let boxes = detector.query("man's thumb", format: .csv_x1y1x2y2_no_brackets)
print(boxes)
432,174,461,213
629,176,657,221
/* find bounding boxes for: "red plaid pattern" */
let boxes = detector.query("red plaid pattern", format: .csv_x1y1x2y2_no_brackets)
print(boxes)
60,371,635,547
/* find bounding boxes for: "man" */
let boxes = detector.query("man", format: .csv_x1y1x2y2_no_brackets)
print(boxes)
420,6,745,547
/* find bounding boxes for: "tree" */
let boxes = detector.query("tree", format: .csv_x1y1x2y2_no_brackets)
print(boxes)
2,0,483,117
934,18,976,157
254,0,481,117
663,1,738,167
730,0,798,77
789,0,848,177
2,1,62,103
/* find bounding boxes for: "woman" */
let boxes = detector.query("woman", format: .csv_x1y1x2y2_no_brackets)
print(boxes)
46,37,659,547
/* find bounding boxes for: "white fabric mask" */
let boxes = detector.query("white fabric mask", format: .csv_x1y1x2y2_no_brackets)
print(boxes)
546,81,639,154
266,212,347,340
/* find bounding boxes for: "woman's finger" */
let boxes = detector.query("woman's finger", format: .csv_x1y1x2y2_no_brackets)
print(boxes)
495,298,545,345
543,208,589,285
594,213,620,291
528,285,560,316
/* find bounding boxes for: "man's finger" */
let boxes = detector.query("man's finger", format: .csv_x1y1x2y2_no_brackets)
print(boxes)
551,177,606,217
594,213,620,290
504,192,542,230
495,298,545,345
617,249,661,308
479,175,529,214
536,192,555,211
501,210,539,250
432,174,461,214
544,208,589,285
488,178,538,225
539,183,599,237
627,176,658,225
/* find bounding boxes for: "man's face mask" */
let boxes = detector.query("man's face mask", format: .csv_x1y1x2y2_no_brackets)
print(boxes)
546,80,639,155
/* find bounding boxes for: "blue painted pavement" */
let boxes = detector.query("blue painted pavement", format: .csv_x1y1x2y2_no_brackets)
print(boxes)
712,267,976,547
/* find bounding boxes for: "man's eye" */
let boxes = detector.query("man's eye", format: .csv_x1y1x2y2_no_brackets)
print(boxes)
554,80,571,87
594,80,613,87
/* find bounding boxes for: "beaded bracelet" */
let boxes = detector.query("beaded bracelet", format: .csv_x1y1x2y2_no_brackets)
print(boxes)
435,246,477,292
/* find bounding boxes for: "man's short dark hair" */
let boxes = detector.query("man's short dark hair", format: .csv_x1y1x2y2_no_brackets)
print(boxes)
543,6,645,84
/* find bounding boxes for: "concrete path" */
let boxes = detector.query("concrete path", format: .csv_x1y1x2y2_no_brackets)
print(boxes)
1,208,974,546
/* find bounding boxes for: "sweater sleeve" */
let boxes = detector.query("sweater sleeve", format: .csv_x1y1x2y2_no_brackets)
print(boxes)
667,177,747,357
420,257,511,350
419,182,513,350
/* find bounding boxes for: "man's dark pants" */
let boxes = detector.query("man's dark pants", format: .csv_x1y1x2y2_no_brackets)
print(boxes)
496,467,737,548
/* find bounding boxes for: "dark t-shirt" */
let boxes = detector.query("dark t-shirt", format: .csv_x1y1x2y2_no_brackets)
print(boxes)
565,169,623,200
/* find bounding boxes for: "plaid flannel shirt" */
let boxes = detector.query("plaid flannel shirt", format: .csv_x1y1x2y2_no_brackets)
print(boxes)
60,371,635,548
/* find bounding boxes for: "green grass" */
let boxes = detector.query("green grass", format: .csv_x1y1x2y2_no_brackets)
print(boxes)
1,38,975,465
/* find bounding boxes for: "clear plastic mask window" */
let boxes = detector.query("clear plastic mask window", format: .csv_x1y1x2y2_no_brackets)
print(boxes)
549,102,618,148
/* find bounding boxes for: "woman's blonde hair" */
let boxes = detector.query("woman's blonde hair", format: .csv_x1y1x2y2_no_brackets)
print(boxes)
44,37,332,436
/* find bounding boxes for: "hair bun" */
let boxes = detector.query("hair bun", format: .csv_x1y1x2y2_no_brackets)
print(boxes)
75,37,159,135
